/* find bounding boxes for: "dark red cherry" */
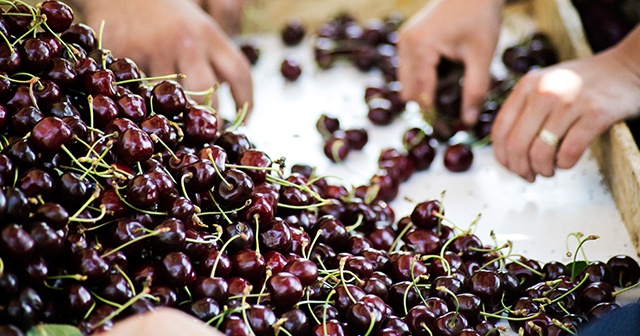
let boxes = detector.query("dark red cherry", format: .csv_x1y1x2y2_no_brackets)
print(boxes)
316,114,341,139
40,1,74,32
345,128,369,150
410,200,442,230
267,272,304,309
151,80,187,117
31,116,72,155
184,106,219,145
1,224,35,261
161,251,196,286
444,144,474,172
281,58,302,81
83,69,117,97
215,169,255,207
115,128,154,164
323,135,350,163
116,93,147,121
240,41,260,65
61,23,97,52
237,149,272,184
12,106,44,136
282,19,306,46
20,38,51,72
215,131,252,163
230,249,266,283
607,254,640,287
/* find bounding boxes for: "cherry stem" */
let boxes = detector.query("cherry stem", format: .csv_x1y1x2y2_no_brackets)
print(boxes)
197,198,252,216
150,134,177,161
420,322,434,336
410,255,429,306
225,163,279,173
68,189,101,221
570,234,599,280
97,19,105,50
46,274,88,281
253,214,261,257
421,254,452,276
208,153,232,189
540,273,589,307
480,310,541,321
207,190,232,225
112,183,168,216
277,200,332,210
77,218,121,234
364,183,380,205
266,175,325,202
241,286,256,336
363,311,376,336
388,220,413,253
551,318,578,335
303,230,322,260
0,30,13,54
205,306,245,327
0,257,3,277
345,214,364,233
116,73,186,86
90,290,123,309
40,18,77,61
469,242,510,253
100,228,170,258
305,288,321,325
323,290,336,335
227,102,249,132
114,265,136,296
339,257,356,304
28,78,40,110
256,269,272,305
210,233,246,278
612,278,640,296
93,287,151,330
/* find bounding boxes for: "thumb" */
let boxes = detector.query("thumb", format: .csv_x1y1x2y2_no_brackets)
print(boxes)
460,52,492,126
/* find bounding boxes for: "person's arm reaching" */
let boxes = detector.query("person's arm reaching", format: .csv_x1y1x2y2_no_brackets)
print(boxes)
491,25,640,182
397,0,505,126
74,0,253,119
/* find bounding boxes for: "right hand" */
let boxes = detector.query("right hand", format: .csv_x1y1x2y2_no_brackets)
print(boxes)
397,0,504,126
80,0,253,119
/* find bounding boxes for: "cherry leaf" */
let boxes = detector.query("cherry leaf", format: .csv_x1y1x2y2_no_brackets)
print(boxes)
567,260,588,280
26,324,83,336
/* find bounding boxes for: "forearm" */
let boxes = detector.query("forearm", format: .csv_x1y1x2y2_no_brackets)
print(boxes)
612,26,640,81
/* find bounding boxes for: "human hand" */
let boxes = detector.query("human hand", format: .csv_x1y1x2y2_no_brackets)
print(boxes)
491,28,640,182
397,0,504,125
97,308,223,336
80,0,253,119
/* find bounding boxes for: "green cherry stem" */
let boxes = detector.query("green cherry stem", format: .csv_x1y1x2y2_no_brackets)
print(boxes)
570,234,599,280
92,287,152,330
388,220,413,253
112,183,168,216
211,234,247,278
209,190,232,225
100,228,170,258
115,73,186,86
226,102,249,132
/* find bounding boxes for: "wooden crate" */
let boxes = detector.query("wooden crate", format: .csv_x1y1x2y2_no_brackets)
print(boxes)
533,0,640,253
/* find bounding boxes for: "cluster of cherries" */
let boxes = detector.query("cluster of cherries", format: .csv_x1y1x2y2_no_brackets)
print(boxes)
316,114,368,163
0,2,638,336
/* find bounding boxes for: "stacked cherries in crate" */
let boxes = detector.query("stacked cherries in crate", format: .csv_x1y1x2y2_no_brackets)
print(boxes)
0,2,638,336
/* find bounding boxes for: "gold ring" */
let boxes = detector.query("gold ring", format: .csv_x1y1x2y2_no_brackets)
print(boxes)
539,129,560,147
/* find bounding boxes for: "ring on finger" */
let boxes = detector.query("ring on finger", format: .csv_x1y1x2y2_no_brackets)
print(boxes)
538,128,560,147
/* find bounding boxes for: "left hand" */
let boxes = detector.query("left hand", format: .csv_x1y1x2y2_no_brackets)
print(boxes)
491,44,640,182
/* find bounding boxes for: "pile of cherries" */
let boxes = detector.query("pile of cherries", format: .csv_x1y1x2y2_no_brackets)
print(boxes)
0,2,638,336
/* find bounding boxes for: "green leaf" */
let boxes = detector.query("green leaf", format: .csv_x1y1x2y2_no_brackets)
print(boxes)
26,324,83,336
567,260,588,280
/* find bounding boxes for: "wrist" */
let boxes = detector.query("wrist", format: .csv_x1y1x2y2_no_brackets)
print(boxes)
611,27,640,74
